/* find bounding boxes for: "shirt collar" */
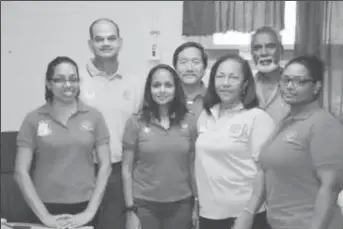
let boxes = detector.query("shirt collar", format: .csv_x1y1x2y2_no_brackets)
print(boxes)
210,103,244,120
86,58,123,80
185,82,207,103
38,100,90,114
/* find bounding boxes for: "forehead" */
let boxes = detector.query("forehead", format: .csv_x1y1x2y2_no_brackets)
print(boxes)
91,21,118,37
217,59,242,73
152,69,174,82
284,63,309,77
54,62,77,75
252,32,278,45
178,47,202,59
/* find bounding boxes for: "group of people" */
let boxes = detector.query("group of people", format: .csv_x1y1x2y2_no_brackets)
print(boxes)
13,17,343,229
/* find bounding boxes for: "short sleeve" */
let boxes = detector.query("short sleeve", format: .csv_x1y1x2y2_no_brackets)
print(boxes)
310,117,343,171
94,111,110,147
251,110,275,161
17,113,37,150
122,115,140,150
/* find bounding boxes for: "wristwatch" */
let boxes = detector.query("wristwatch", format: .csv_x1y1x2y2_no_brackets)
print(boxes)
124,204,138,213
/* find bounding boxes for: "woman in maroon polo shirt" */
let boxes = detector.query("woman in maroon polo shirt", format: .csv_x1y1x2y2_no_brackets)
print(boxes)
122,64,196,229
15,56,111,229
234,55,343,229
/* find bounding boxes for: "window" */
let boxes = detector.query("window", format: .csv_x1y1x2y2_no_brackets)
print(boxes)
182,1,297,84
213,1,296,49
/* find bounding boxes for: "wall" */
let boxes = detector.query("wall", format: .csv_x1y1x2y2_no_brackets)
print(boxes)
1,1,184,131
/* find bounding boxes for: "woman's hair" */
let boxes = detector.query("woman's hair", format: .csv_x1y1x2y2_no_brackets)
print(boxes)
140,64,188,125
284,55,325,83
45,56,80,102
203,54,259,114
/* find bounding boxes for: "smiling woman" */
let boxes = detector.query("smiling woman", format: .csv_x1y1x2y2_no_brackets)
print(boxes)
121,64,196,229
14,56,112,229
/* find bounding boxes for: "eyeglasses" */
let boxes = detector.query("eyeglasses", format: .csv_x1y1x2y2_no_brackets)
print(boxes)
50,78,79,84
279,78,314,87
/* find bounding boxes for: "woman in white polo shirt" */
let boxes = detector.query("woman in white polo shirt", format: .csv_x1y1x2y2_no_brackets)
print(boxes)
195,54,275,229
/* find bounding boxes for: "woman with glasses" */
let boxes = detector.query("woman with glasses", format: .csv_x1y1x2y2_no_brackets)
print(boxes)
195,54,275,229
14,56,112,229
234,55,343,229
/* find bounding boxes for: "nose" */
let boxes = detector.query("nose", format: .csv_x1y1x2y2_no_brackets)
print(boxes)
261,46,268,55
160,85,166,92
186,62,193,71
64,80,72,87
103,38,110,45
224,76,231,86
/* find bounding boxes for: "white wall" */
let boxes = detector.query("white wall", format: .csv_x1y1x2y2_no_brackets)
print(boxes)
1,1,184,131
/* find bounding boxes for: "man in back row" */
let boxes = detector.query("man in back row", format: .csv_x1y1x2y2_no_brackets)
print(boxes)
79,18,143,229
250,26,289,124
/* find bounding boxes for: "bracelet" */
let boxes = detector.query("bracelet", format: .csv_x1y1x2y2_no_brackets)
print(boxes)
243,208,254,214
124,204,138,213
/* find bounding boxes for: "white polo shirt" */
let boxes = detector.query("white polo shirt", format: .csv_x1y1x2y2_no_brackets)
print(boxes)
195,104,275,219
79,59,144,163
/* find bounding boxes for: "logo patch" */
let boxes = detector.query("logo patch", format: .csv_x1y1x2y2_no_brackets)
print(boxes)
80,120,94,131
123,90,131,100
143,126,151,133
283,131,298,142
228,123,249,138
37,120,52,136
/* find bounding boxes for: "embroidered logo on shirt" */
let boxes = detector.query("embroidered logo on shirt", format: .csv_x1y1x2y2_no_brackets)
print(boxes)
143,126,151,133
181,122,188,130
84,91,96,99
37,120,52,136
228,123,249,138
283,131,298,142
80,120,94,131
123,90,131,100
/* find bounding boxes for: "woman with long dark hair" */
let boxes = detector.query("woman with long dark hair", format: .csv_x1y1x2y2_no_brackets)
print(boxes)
122,64,196,229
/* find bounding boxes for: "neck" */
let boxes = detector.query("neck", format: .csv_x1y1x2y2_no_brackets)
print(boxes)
290,100,317,116
93,56,119,76
182,82,203,99
158,105,169,119
259,67,281,84
220,100,241,110
51,99,77,112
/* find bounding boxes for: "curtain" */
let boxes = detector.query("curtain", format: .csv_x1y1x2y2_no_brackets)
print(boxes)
214,1,285,33
295,1,343,123
321,1,343,123
182,1,285,36
182,1,216,36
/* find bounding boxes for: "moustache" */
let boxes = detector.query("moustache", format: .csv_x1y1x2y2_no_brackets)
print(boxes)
258,56,275,64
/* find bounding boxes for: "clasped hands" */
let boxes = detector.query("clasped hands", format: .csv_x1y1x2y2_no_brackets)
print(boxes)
42,211,93,229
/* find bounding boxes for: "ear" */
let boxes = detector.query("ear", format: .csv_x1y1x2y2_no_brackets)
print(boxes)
118,37,123,51
314,81,322,95
46,80,52,90
88,39,93,53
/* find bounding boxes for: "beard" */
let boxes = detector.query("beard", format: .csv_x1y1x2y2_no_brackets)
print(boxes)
256,56,279,73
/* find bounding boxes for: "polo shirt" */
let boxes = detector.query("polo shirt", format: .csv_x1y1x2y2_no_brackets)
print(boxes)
258,101,343,229
255,70,290,125
122,114,194,202
195,104,275,219
79,59,144,163
16,102,109,203
185,83,207,132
